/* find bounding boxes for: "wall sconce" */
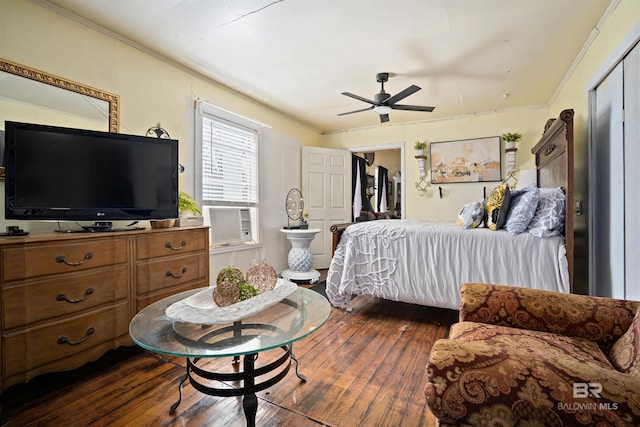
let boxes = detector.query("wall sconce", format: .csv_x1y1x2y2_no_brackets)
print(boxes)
415,177,431,195
146,122,171,139
414,152,432,195
416,152,427,178
503,144,518,189
502,133,520,189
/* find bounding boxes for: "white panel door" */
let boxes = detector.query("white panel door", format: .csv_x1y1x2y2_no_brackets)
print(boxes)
592,61,625,298
302,146,351,269
590,40,640,300
624,41,640,300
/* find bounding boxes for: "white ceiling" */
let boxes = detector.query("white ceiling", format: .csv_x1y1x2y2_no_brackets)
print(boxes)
42,0,613,133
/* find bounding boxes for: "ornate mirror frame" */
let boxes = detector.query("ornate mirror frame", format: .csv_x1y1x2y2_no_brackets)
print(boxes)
0,58,120,133
0,58,120,179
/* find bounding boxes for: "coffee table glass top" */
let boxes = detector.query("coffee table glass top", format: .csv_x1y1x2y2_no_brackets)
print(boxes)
129,287,330,358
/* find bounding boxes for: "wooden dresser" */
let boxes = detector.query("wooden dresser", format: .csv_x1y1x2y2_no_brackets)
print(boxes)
0,226,209,392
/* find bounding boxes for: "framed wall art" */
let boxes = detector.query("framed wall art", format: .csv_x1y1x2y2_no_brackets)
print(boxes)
430,136,501,184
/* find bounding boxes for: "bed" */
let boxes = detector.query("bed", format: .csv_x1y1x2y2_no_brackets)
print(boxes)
327,109,575,311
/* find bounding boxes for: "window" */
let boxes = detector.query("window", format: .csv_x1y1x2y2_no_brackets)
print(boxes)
196,102,260,248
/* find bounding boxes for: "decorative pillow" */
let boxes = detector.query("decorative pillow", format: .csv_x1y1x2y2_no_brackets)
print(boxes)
527,187,565,237
457,201,485,229
609,307,640,375
485,183,511,231
504,184,540,235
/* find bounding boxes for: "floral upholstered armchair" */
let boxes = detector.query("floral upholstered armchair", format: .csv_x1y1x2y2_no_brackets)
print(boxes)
425,283,640,426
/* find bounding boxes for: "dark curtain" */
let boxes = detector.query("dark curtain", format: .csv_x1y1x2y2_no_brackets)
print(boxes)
376,165,389,212
351,154,367,221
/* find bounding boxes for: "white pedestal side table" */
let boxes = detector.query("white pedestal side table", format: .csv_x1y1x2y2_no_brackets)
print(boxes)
280,228,321,283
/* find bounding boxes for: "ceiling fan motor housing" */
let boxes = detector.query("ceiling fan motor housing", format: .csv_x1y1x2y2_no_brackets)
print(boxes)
376,72,389,83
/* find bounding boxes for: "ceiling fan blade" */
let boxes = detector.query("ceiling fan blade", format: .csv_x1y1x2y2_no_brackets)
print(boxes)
341,92,377,105
337,106,374,116
379,114,390,123
391,104,435,112
384,85,421,105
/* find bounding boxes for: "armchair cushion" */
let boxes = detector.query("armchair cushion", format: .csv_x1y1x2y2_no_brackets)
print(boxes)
426,283,640,426
447,321,615,371
459,283,639,352
610,307,640,375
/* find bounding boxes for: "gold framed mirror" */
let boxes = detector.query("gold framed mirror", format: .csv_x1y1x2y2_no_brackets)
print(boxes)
0,58,120,178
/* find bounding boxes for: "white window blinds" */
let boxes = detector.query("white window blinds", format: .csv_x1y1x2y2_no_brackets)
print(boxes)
201,115,258,207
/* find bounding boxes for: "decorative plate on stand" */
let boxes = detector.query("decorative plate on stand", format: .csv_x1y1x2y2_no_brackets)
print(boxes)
284,188,304,229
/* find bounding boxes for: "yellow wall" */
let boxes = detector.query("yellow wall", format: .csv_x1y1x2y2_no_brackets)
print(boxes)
0,1,323,198
324,108,549,220
3,1,635,224
549,0,640,217
322,0,639,223
547,0,639,292
1,0,638,274
0,0,323,273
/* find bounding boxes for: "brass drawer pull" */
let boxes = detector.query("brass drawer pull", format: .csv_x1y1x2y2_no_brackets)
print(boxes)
55,252,94,267
166,267,188,278
165,240,187,251
56,287,94,303
57,327,95,346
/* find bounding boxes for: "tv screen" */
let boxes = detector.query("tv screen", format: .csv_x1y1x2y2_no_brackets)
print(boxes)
4,121,179,223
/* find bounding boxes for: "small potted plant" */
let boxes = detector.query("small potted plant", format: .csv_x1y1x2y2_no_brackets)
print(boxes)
176,191,203,227
501,132,522,150
414,140,427,156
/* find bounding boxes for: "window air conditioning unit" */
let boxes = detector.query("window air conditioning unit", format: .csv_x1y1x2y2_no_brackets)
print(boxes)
206,207,252,245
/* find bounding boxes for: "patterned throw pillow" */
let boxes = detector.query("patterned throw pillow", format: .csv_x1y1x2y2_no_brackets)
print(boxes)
485,183,511,231
457,201,485,229
504,184,540,235
527,187,565,237
609,307,640,375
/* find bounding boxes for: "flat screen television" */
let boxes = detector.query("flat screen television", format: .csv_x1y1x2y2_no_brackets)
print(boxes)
4,121,179,229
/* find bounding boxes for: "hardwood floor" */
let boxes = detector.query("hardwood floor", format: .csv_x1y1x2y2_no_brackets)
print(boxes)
0,272,458,426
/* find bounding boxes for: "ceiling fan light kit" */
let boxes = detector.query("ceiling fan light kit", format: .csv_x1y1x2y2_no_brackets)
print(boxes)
373,105,391,115
339,72,435,123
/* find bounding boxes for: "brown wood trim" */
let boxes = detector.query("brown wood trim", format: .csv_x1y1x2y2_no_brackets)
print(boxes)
531,108,574,290
330,223,354,256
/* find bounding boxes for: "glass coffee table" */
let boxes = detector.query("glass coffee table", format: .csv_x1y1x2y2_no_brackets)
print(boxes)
129,286,330,427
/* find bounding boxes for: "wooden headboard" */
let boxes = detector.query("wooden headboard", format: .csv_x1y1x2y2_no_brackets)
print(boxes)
531,108,574,289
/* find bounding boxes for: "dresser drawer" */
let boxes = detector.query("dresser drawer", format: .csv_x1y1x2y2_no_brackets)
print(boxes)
136,228,207,260
2,302,130,383
136,252,208,295
2,266,128,330
2,238,127,281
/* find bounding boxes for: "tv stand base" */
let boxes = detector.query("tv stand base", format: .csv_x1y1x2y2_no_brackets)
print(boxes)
55,222,145,233
83,221,113,231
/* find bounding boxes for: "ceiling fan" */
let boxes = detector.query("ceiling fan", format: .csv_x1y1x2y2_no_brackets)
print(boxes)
338,72,435,123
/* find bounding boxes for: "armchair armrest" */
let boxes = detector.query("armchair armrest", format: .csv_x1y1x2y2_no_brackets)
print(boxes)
459,283,639,351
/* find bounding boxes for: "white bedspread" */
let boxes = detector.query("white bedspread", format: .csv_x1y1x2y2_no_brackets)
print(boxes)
326,219,570,311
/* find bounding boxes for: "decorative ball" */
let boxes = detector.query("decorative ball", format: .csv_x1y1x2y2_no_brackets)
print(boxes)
246,261,278,293
213,280,240,307
216,266,245,287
